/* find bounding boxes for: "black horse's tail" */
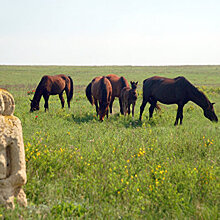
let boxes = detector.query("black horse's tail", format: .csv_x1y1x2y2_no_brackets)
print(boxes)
68,76,74,101
86,82,94,105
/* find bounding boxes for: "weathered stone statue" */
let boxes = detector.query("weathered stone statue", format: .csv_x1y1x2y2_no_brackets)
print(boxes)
0,89,27,209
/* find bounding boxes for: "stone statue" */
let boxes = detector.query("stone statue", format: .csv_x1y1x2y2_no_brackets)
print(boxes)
0,89,27,208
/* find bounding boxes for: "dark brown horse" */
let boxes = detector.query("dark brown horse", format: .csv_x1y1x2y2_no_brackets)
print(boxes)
106,74,129,114
86,76,112,121
120,81,138,118
139,76,218,125
30,74,74,112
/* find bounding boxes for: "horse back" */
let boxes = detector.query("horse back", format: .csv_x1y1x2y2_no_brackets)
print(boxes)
91,76,112,102
39,75,67,95
143,76,190,104
106,74,129,97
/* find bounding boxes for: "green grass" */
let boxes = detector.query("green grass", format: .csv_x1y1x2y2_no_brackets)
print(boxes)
0,65,219,219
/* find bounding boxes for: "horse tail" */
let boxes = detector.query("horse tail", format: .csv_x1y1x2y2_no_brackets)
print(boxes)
120,76,128,88
68,76,74,101
101,76,107,103
86,82,94,105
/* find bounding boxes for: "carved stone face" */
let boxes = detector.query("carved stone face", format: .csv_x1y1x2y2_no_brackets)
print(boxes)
0,89,15,116
0,89,27,208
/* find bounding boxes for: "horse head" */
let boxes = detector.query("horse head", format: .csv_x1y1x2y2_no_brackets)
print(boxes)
99,102,109,121
130,81,138,90
204,103,218,122
129,81,138,102
30,99,40,112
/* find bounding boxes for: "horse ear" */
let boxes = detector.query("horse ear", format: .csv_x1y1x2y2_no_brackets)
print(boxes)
130,81,132,84
212,102,215,105
136,81,138,85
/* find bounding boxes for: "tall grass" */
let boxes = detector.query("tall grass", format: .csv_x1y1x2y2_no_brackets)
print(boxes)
0,65,219,219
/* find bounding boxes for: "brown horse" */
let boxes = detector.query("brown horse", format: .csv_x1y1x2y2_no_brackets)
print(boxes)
139,76,218,125
106,74,129,114
30,74,74,112
120,81,138,118
86,76,112,121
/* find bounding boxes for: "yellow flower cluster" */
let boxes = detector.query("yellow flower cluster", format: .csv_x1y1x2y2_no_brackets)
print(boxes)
202,136,214,147
151,165,168,189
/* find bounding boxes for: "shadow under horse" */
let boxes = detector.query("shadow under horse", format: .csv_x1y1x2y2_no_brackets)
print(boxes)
139,76,218,125
86,76,112,121
120,81,138,118
30,74,74,112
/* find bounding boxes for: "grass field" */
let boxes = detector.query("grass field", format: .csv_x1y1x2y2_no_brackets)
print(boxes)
0,65,219,219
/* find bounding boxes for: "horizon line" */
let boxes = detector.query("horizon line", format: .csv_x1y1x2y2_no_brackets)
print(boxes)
1,63,220,67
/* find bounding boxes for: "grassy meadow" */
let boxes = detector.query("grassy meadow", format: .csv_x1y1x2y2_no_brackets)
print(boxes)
0,65,219,219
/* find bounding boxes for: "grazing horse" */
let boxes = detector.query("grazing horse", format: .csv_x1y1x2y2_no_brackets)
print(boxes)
30,74,74,112
120,81,138,118
86,76,112,121
139,76,218,125
106,74,129,114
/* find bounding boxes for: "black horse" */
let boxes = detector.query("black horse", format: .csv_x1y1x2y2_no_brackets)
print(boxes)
139,76,218,125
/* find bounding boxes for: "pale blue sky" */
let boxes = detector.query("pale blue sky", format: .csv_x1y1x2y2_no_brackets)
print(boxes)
0,0,220,65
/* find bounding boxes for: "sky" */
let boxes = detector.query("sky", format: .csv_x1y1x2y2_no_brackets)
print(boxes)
0,0,220,66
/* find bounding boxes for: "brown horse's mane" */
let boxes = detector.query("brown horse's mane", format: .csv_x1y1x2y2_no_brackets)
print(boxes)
184,77,211,109
32,76,45,103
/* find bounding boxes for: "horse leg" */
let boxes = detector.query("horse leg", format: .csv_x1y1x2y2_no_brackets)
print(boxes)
123,100,127,116
174,104,184,126
106,109,109,118
139,99,148,121
94,99,99,117
132,103,135,118
179,107,184,125
109,97,114,114
59,93,65,108
66,90,70,108
65,86,72,108
128,103,131,116
119,97,124,115
43,94,49,112
149,99,157,119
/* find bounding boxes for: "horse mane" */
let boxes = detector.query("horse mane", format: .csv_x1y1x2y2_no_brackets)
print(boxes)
32,76,46,102
143,79,147,84
68,76,74,101
185,78,211,108
100,76,107,103
120,77,128,88
85,82,93,105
